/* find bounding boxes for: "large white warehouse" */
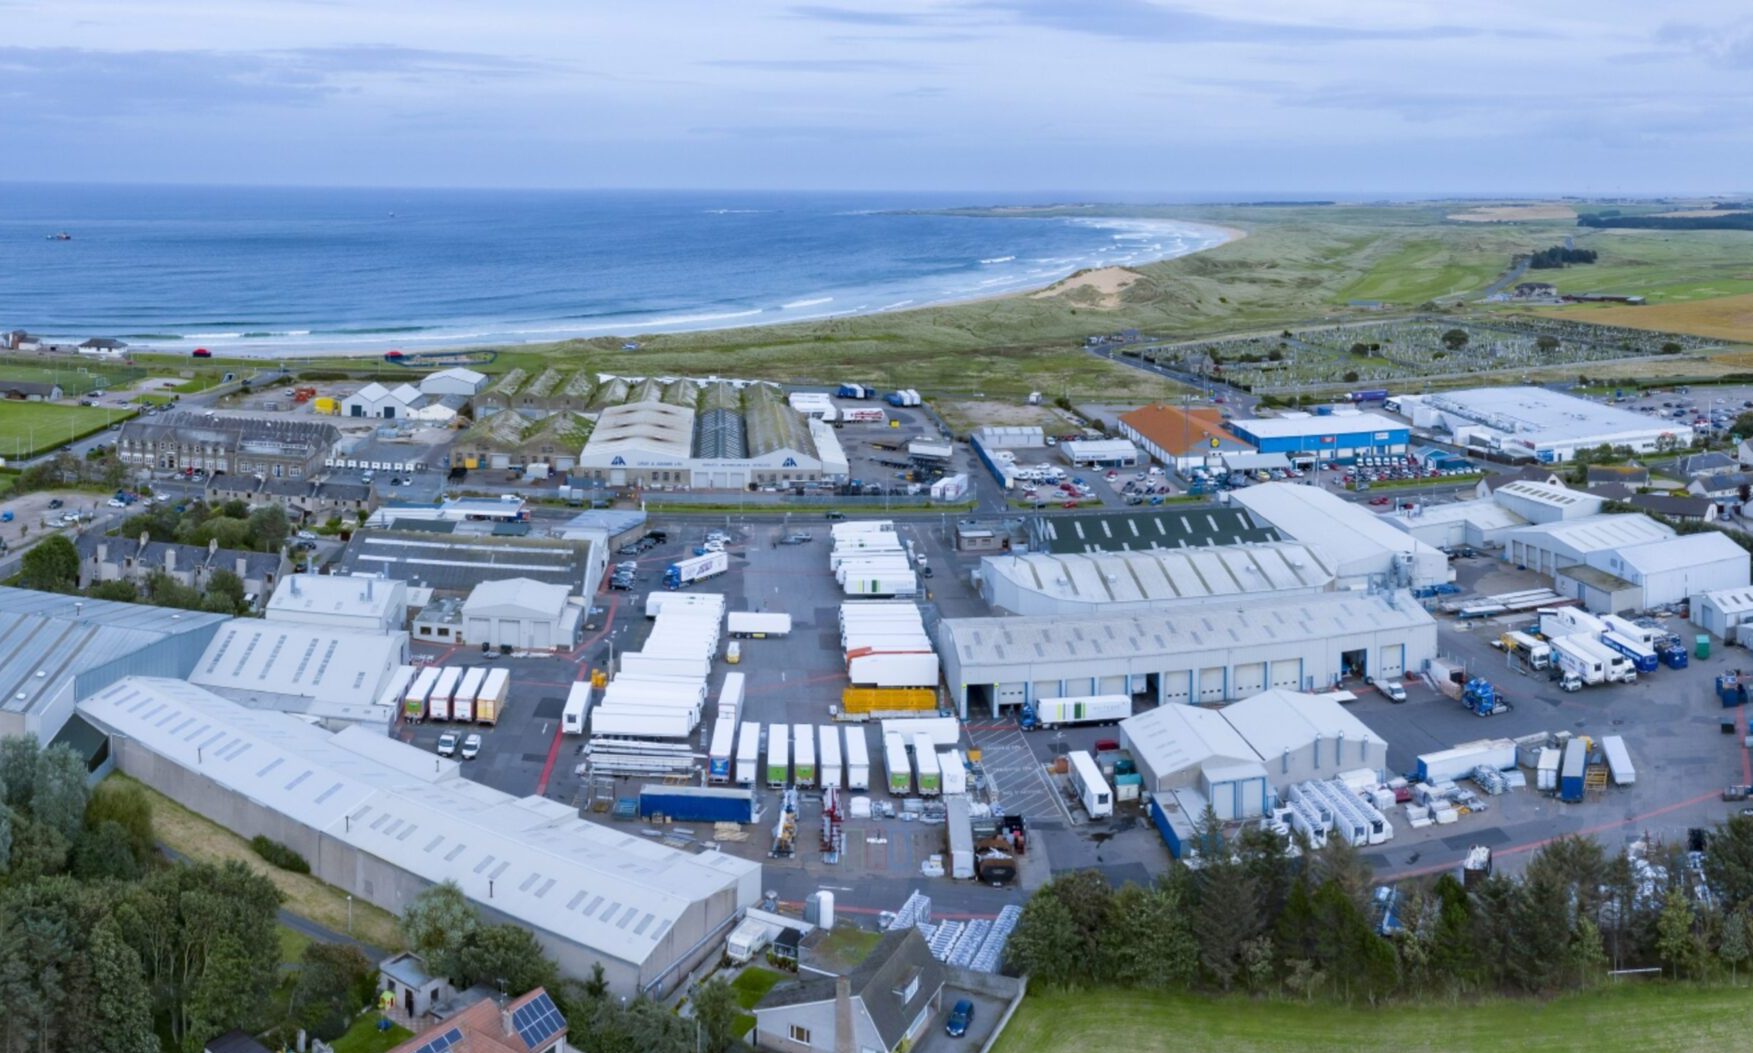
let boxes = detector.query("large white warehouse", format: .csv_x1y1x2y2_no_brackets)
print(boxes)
977,541,1335,616
78,677,760,997
1394,386,1693,463
936,589,1437,718
1230,483,1452,588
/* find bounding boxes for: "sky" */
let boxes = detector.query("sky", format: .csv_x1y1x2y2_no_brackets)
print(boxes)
2,0,1750,194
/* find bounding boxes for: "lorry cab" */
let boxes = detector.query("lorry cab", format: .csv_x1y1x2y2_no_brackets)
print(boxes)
1559,672,1583,692
726,641,742,665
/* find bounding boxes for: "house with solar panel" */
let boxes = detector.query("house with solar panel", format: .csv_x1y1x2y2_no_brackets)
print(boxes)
387,987,568,1053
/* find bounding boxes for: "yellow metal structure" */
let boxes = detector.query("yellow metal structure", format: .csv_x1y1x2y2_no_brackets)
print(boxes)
841,687,935,713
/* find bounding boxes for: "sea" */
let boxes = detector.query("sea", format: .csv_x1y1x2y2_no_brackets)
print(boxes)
0,185,1231,357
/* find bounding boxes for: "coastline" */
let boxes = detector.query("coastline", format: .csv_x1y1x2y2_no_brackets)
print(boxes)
109,216,1245,361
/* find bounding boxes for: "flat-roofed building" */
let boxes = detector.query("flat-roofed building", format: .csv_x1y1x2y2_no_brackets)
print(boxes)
188,619,408,726
1397,386,1693,463
1230,483,1452,587
267,574,408,634
978,542,1333,616
1224,410,1408,466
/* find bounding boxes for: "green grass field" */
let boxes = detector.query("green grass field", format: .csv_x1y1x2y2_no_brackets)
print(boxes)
0,401,127,457
329,1014,413,1053
0,362,145,395
993,985,1753,1053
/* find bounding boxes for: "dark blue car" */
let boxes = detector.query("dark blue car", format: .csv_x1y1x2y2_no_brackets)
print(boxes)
945,998,974,1038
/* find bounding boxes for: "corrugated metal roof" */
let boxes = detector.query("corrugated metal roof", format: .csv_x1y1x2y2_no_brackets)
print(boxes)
77,678,758,971
1218,688,1387,762
1231,484,1447,569
189,620,405,706
1616,533,1747,575
1506,513,1673,553
1121,703,1260,782
985,542,1333,605
1031,507,1279,554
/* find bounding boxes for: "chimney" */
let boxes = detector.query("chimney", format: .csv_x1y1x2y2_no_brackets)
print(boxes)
97,542,108,564
138,530,149,551
236,556,247,579
208,537,219,557
164,548,176,573
500,1007,514,1039
834,975,854,1053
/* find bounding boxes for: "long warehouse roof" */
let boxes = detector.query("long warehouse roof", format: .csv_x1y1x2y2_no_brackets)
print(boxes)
1230,484,1446,571
983,542,1333,605
78,677,758,970
189,620,405,706
1031,507,1280,554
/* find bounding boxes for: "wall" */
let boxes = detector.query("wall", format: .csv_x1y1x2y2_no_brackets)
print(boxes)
754,998,836,1053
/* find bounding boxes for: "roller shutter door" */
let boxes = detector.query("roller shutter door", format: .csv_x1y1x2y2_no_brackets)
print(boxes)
996,683,1026,707
1270,659,1303,691
1377,645,1405,679
1197,667,1226,703
1232,662,1266,696
1031,681,1061,702
1160,670,1191,705
1097,674,1128,695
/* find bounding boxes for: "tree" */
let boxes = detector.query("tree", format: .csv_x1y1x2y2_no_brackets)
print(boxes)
0,806,11,875
87,580,140,602
1101,880,1196,989
1721,907,1751,984
84,779,154,866
183,932,266,1053
1441,329,1469,351
692,976,739,1053
1661,341,1684,354
1656,885,1698,980
1350,342,1370,357
146,572,205,611
1705,814,1753,913
247,505,289,551
1343,371,1360,384
73,821,144,883
20,535,80,592
401,881,479,980
32,744,90,843
1005,881,1082,987
1192,857,1259,990
290,943,372,1040
0,736,40,814
7,816,70,882
203,569,246,614
90,920,159,1053
1536,335,1561,353
456,924,558,996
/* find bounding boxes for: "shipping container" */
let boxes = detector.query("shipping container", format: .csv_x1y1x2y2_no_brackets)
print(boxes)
638,785,755,824
430,666,462,721
880,717,960,747
619,652,712,680
841,687,937,715
793,722,817,787
1559,738,1588,803
404,666,440,720
845,726,871,790
735,722,761,785
766,727,790,788
1536,747,1560,792
913,732,941,795
708,718,738,783
475,668,508,725
947,795,975,879
1415,739,1517,783
884,731,911,794
1601,735,1636,786
939,748,967,795
605,676,707,704
847,652,938,687
819,725,843,789
728,612,793,638
717,671,745,727
1068,751,1114,818
562,683,593,735
841,574,919,598
591,709,694,739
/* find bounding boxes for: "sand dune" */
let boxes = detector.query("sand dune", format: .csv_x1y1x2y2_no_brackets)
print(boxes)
1030,266,1144,308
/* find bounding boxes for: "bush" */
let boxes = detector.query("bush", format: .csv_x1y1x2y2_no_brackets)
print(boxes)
250,835,311,873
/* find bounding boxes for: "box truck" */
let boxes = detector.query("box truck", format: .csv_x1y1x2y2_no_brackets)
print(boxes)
429,667,462,721
793,722,817,787
404,666,439,721
717,671,745,727
562,682,593,735
1602,734,1636,786
708,718,738,783
475,668,509,725
947,796,975,880
663,550,728,590
590,709,694,740
819,725,843,790
1549,637,1606,686
1499,630,1551,670
1069,750,1114,819
735,722,761,785
638,786,755,824
766,727,790,788
884,731,911,794
728,612,792,638
845,727,871,790
1018,695,1131,731
1572,636,1636,683
913,733,941,795
847,652,938,687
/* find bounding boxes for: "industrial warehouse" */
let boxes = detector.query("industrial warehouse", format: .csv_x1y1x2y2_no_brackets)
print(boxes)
978,541,1335,616
77,677,761,997
1230,484,1453,588
571,380,849,489
1392,386,1694,462
936,588,1437,717
1222,409,1410,465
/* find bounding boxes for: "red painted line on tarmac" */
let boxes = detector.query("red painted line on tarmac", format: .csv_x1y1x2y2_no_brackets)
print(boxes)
534,596,621,797
1382,788,1727,882
1741,705,1751,786
534,720,567,797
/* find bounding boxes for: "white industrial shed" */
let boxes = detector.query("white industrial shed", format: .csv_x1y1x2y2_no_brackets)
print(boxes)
1605,534,1750,609
188,619,409,725
343,382,422,420
1492,481,1602,524
1396,386,1694,463
1695,587,1753,640
1060,438,1140,467
419,367,489,397
462,578,582,651
77,677,760,997
1504,514,1673,577
978,542,1334,617
1384,499,1527,550
1220,689,1388,786
267,574,408,634
1119,704,1270,820
1231,483,1452,588
935,590,1437,718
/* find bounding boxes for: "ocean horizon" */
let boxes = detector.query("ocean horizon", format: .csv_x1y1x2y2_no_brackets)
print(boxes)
1,185,1231,358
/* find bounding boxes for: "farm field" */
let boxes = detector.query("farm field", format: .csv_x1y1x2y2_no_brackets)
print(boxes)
0,401,127,457
992,985,1753,1053
1528,229,1753,303
1547,291,1753,343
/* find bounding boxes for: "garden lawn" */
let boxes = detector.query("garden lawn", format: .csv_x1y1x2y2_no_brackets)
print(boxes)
992,984,1753,1053
328,1013,414,1053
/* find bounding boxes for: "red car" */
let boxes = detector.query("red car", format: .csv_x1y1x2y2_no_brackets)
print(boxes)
1369,496,1391,506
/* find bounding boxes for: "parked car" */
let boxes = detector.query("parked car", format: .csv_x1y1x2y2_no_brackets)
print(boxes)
436,733,459,757
46,499,63,509
945,999,974,1038
460,734,482,761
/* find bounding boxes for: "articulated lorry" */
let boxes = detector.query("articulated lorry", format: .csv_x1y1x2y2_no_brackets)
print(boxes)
663,550,728,590
728,612,792,638
1019,695,1131,731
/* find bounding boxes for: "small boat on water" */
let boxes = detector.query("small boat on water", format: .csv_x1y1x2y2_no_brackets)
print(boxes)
46,232,71,241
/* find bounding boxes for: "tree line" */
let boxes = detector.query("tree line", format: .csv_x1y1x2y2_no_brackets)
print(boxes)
1579,212,1753,231
1527,245,1599,269
1005,810,1753,1002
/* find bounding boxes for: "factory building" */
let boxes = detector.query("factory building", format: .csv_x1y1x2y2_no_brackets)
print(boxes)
1230,484,1451,588
1383,499,1527,550
1120,689,1387,821
1059,438,1140,467
1604,534,1750,609
0,587,230,742
1503,513,1748,612
419,367,490,398
1223,410,1409,466
339,529,602,599
977,542,1334,617
461,578,583,651
266,574,409,634
188,618,409,726
573,384,848,490
1394,386,1693,463
936,590,1437,718
1503,514,1673,578
1117,403,1253,471
1026,506,1280,555
77,677,761,997
342,382,425,419
1694,587,1753,641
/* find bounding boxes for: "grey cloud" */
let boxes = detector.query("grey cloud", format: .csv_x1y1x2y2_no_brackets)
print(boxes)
703,58,928,72
1657,19,1753,68
785,4,937,25
276,44,556,79
687,123,909,140
970,0,1481,44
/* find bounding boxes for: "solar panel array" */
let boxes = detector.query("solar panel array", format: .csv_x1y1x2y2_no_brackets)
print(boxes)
512,991,565,1049
410,1026,464,1053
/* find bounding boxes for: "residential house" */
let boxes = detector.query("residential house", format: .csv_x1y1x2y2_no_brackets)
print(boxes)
0,380,63,401
1,330,42,351
1737,438,1753,469
385,987,569,1053
1473,466,1566,500
1678,452,1737,478
1590,482,1637,501
75,533,288,606
1688,471,1753,502
1628,493,1719,522
77,337,129,357
753,927,945,1053
1513,282,1559,299
119,413,338,480
203,1031,271,1053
